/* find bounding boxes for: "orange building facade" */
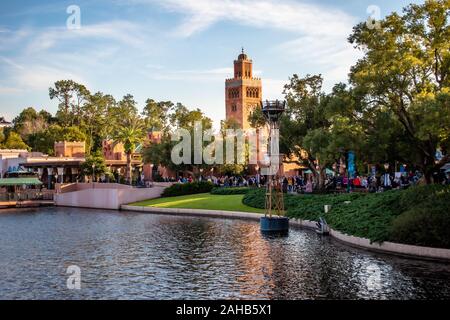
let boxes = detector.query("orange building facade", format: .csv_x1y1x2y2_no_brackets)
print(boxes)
225,50,303,177
54,141,85,158
225,50,262,130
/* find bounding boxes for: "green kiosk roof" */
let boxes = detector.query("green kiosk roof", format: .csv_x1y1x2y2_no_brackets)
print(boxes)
0,178,43,186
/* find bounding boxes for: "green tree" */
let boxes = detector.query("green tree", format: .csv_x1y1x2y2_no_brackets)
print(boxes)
280,74,333,189
143,103,213,177
28,125,86,155
112,102,145,184
81,150,108,182
12,107,54,141
49,80,90,126
142,99,174,132
0,128,5,146
348,0,450,182
3,132,30,150
82,92,116,153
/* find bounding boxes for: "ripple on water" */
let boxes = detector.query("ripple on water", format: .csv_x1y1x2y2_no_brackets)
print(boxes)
0,207,450,300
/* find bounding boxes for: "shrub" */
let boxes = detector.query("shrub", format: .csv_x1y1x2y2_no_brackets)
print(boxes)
390,207,450,249
242,188,298,210
210,187,251,195
162,181,214,197
287,192,366,221
243,184,450,248
323,191,402,243
242,188,266,209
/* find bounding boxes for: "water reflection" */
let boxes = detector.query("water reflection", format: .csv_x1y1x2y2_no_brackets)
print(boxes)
0,207,449,300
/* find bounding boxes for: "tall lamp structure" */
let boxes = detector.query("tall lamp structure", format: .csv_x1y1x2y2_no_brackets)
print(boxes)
260,100,289,234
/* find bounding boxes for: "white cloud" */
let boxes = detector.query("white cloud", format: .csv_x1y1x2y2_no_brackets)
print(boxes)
11,65,87,91
0,86,22,94
139,0,361,90
0,27,32,51
0,56,25,70
26,20,146,53
146,0,356,38
146,67,234,81
260,78,286,101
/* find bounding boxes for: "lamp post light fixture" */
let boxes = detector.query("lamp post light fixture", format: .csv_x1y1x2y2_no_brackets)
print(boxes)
92,164,96,188
37,167,43,180
260,99,289,234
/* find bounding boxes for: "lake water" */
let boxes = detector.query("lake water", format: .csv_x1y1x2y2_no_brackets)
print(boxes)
1,207,449,300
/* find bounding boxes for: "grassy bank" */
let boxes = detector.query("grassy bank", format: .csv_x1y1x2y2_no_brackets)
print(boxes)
131,193,265,213
243,185,450,248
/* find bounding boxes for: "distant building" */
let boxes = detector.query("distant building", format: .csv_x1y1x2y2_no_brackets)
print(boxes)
0,149,32,178
54,141,86,158
225,49,262,130
224,50,304,177
0,117,12,129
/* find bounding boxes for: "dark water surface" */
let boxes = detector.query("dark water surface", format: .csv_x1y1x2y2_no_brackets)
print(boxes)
0,207,449,300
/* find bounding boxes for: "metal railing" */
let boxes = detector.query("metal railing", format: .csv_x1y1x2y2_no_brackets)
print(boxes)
0,191,54,202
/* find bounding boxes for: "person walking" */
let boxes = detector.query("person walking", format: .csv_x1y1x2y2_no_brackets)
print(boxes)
382,172,392,191
305,178,313,194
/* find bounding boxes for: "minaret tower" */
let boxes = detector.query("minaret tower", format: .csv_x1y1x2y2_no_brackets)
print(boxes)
225,49,262,130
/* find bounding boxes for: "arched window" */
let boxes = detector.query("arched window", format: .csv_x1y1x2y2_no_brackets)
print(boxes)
231,105,237,112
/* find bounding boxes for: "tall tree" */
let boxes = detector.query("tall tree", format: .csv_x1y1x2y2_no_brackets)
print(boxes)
142,99,174,132
112,95,145,184
82,92,116,153
348,0,450,182
143,103,213,177
12,107,54,141
49,80,90,127
113,115,145,184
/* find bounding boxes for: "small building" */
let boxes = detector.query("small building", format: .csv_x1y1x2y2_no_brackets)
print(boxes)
0,117,12,129
0,177,45,203
54,141,86,158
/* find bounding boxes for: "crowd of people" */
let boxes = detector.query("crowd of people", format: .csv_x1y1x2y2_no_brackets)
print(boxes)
159,168,450,193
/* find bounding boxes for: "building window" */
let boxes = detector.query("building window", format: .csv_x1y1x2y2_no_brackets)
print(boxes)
231,105,237,112
246,87,259,98
229,88,239,98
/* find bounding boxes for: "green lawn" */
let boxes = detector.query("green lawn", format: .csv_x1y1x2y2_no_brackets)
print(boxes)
130,193,265,213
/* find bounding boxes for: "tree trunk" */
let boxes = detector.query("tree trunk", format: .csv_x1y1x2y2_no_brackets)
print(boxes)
126,152,132,185
420,144,437,185
317,168,326,191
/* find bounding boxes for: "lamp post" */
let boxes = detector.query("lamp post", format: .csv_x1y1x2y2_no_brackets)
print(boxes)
260,99,289,234
117,167,122,183
139,167,143,185
92,164,96,189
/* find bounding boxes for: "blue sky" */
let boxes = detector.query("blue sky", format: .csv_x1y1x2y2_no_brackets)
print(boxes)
0,0,422,127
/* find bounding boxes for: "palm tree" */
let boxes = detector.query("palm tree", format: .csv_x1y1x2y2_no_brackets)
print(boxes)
113,115,145,184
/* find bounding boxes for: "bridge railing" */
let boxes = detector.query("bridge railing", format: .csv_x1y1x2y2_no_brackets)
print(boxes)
0,191,54,202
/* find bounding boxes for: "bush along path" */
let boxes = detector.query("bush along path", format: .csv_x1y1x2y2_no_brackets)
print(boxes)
162,181,214,197
243,185,450,249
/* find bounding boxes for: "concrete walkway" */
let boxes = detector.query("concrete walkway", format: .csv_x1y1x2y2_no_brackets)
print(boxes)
121,205,450,262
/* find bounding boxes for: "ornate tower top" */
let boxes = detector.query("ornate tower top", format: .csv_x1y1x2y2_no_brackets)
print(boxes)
238,47,248,61
225,49,262,130
233,49,252,79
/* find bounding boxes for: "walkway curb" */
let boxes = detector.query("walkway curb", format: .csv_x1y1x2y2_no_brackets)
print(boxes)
121,205,450,262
